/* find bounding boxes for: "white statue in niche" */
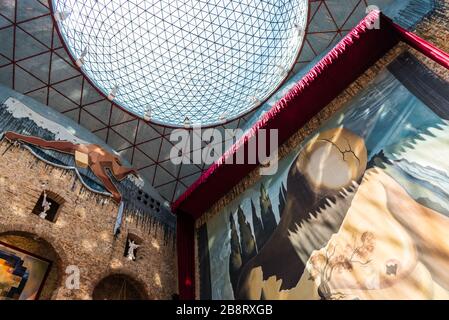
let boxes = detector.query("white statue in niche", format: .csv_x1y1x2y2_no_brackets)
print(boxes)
39,190,51,219
126,240,140,261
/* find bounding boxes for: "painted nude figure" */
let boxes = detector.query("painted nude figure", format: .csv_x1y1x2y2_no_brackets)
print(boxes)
3,131,137,203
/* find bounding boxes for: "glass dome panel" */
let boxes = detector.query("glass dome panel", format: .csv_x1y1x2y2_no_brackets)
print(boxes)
52,0,308,126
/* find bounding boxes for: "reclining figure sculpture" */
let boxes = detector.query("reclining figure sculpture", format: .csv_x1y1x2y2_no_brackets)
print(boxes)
3,131,138,204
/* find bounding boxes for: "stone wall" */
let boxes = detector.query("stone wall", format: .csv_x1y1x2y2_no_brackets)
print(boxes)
0,140,177,300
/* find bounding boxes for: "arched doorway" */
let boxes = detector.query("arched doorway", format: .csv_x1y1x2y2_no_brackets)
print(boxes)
92,274,147,300
0,231,62,300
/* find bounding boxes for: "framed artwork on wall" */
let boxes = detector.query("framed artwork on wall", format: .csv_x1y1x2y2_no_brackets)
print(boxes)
0,240,52,300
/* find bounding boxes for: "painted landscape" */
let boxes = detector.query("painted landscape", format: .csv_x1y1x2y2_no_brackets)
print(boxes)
198,55,449,300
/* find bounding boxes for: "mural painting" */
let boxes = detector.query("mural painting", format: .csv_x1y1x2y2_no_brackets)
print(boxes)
198,54,449,300
0,242,51,300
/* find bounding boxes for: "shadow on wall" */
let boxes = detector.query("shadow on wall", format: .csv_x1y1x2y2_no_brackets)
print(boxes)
92,273,149,300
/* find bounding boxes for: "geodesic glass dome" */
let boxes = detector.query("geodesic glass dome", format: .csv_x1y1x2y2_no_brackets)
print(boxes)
52,0,308,127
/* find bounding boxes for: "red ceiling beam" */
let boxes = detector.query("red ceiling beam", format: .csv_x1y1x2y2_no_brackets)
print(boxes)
391,22,449,70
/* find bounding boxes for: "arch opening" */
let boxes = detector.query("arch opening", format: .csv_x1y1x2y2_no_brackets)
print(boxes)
92,274,148,300
0,231,62,300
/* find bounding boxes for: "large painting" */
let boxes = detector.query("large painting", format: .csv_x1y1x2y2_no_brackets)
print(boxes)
198,53,449,300
0,241,51,300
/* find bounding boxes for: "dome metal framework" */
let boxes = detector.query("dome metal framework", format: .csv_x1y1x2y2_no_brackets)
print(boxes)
51,0,308,127
1,0,400,202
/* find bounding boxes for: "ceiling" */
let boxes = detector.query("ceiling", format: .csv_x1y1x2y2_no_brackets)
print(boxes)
52,0,308,126
0,0,395,202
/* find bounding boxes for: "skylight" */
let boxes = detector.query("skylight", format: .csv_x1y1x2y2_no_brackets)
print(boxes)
52,0,308,127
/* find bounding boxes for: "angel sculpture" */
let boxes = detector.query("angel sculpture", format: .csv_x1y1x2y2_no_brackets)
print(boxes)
126,240,140,261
